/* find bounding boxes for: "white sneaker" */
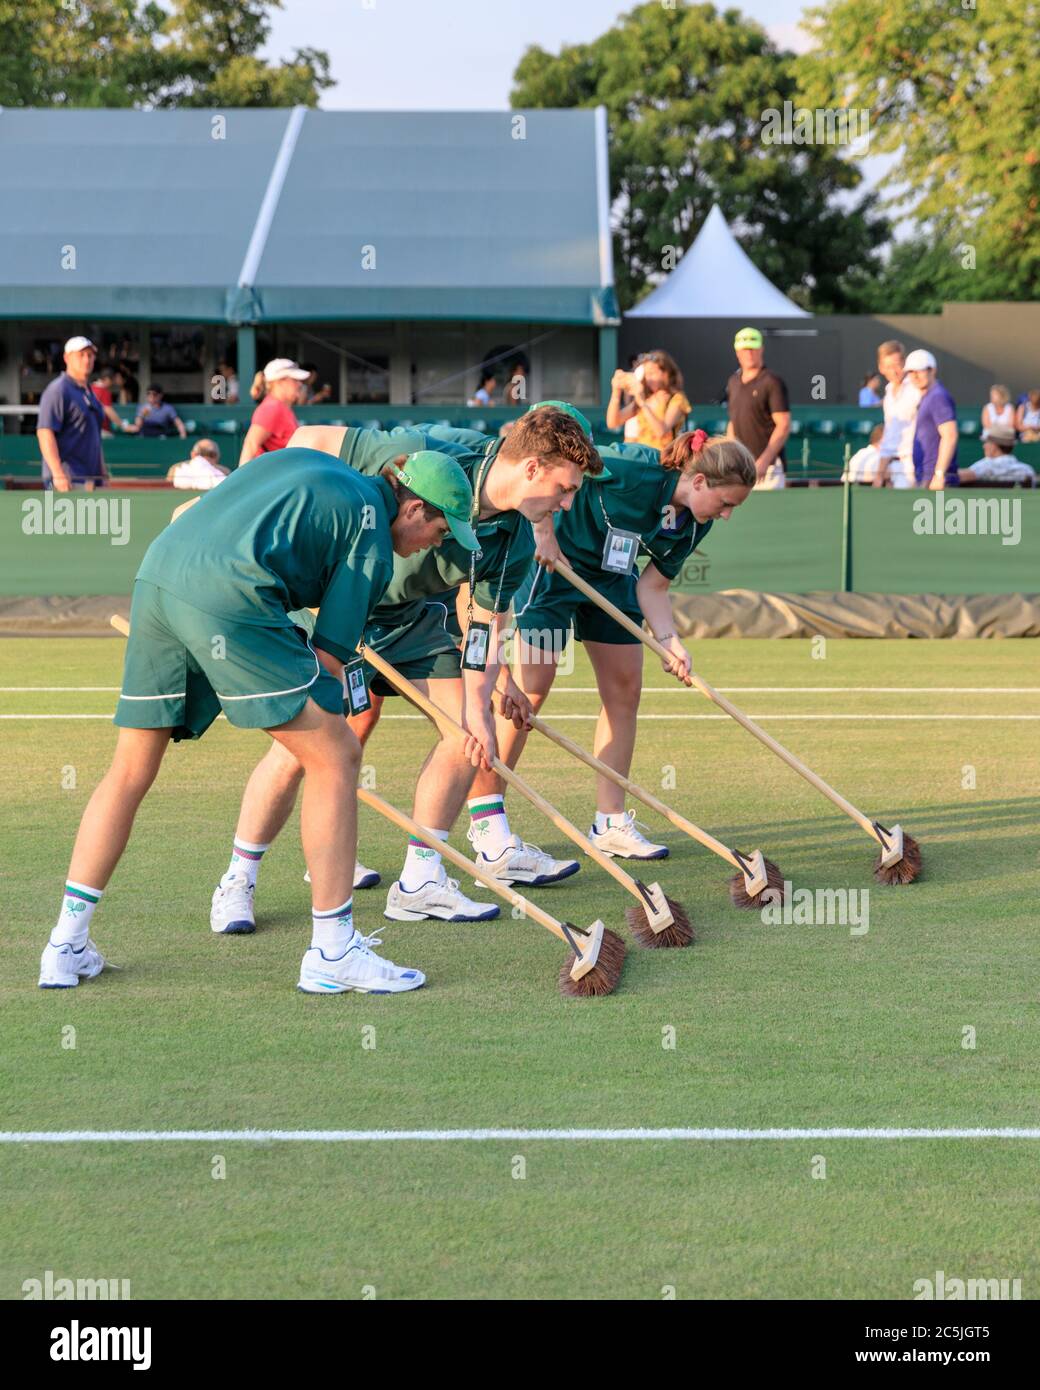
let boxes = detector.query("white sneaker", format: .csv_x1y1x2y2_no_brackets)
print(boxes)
39,938,106,989
588,810,669,860
303,860,382,890
297,927,426,995
210,872,256,934
384,875,500,922
468,828,579,886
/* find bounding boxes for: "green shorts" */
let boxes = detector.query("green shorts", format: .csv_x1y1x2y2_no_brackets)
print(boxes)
512,562,643,647
115,580,346,741
362,598,463,698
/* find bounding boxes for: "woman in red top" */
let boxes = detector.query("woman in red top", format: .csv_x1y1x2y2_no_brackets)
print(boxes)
238,358,310,465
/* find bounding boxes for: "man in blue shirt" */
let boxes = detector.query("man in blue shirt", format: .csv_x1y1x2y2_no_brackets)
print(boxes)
131,385,187,439
36,335,109,490
907,349,959,489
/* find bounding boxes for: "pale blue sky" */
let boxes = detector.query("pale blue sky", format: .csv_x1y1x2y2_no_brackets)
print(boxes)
265,0,812,110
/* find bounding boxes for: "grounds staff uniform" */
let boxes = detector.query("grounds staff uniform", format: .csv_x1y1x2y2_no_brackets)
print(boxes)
37,355,107,488
514,442,712,645
329,425,537,696
115,446,464,740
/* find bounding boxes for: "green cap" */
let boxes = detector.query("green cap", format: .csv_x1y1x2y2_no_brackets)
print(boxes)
734,327,763,350
528,400,611,479
391,450,480,551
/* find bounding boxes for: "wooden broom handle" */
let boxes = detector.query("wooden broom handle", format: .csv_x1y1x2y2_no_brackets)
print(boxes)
356,788,575,947
358,641,649,901
528,712,740,869
551,558,878,839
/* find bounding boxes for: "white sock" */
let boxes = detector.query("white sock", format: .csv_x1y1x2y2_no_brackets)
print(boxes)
222,838,269,889
51,880,103,949
311,899,354,956
400,829,449,892
594,811,629,833
467,794,513,857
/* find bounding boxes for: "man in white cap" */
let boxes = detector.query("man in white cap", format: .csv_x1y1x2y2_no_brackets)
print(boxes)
36,336,109,491
239,358,310,466
872,339,920,488
906,349,959,489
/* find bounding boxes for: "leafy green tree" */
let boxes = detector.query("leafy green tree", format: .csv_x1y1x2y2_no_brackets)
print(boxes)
511,1,888,311
0,0,330,108
798,0,1040,301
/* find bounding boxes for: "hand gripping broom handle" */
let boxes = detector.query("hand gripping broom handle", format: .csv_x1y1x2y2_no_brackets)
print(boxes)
356,788,582,952
358,642,653,902
527,712,742,869
551,559,881,843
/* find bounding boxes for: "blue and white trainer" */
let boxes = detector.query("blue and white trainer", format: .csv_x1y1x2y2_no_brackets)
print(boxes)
588,810,669,860
297,928,426,995
467,828,579,886
384,875,500,922
210,872,256,935
38,938,106,989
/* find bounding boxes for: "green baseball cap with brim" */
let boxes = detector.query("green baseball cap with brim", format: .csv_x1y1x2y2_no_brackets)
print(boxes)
528,400,612,479
734,327,763,350
391,450,480,551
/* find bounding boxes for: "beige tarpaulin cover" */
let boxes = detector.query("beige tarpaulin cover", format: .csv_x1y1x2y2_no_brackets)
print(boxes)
1,592,1038,639
671,592,1040,639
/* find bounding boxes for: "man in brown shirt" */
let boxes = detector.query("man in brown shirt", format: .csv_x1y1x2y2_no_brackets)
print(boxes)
725,327,791,488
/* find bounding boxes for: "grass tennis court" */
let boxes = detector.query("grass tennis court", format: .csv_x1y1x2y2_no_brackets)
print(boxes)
3,636,1038,1299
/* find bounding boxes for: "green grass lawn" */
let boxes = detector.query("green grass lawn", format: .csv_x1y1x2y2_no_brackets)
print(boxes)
2,637,1038,1299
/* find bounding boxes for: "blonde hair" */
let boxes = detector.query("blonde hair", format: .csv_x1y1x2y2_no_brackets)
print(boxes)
991,383,1010,405
877,339,906,362
249,370,267,402
661,432,756,488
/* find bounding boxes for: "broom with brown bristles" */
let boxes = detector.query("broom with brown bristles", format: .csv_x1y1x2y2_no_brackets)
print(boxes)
108,613,622,996
551,560,922,887
360,642,694,948
524,709,788,908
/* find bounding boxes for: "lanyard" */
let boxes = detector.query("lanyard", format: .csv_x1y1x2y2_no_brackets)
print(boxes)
466,438,514,630
593,480,689,569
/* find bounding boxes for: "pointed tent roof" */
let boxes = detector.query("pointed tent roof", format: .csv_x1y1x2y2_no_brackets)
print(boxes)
627,204,809,318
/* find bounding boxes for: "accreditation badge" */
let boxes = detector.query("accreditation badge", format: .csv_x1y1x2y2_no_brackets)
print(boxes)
601,526,640,576
461,621,491,671
343,655,372,714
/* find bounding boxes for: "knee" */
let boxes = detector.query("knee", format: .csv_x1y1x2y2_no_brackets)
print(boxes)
601,671,642,711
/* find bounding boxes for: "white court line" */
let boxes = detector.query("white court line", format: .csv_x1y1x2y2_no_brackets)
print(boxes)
3,1127,1040,1144
3,714,1040,723
4,686,1039,695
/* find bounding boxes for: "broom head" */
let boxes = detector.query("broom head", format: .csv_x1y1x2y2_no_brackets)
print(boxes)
729,852,788,909
873,825,922,885
625,881,695,948
558,920,626,997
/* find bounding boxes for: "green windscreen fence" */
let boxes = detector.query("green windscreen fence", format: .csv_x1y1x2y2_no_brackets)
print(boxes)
0,489,1034,599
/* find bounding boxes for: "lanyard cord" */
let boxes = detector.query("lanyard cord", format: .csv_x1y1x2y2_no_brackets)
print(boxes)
467,438,513,629
593,480,692,569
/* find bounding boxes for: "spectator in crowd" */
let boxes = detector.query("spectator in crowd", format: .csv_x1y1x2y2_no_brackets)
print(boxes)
843,423,885,484
166,438,229,490
36,335,109,491
302,362,333,405
1014,389,1040,442
468,369,497,408
907,349,959,489
872,339,920,488
214,359,240,404
981,384,1015,435
504,355,529,405
607,350,691,449
113,364,139,405
958,424,1036,487
91,368,125,435
858,372,884,407
725,327,791,488
127,384,187,439
238,358,309,465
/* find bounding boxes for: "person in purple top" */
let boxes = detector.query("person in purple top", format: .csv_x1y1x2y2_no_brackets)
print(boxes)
36,336,109,490
906,349,959,489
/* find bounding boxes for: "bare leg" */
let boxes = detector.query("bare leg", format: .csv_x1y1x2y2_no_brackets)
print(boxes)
469,637,560,799
68,727,172,888
585,641,643,814
410,678,476,831
268,699,361,912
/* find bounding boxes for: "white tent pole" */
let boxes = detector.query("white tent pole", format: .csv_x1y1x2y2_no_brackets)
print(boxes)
238,105,307,290
594,105,614,290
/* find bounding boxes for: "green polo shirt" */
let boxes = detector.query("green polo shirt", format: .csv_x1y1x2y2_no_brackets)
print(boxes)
553,441,713,581
338,425,535,626
138,446,397,664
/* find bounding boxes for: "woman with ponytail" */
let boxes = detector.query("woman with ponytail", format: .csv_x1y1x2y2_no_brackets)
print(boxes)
466,429,756,866
238,358,310,466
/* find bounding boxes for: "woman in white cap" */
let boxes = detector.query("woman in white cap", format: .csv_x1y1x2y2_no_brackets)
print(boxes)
239,358,310,466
